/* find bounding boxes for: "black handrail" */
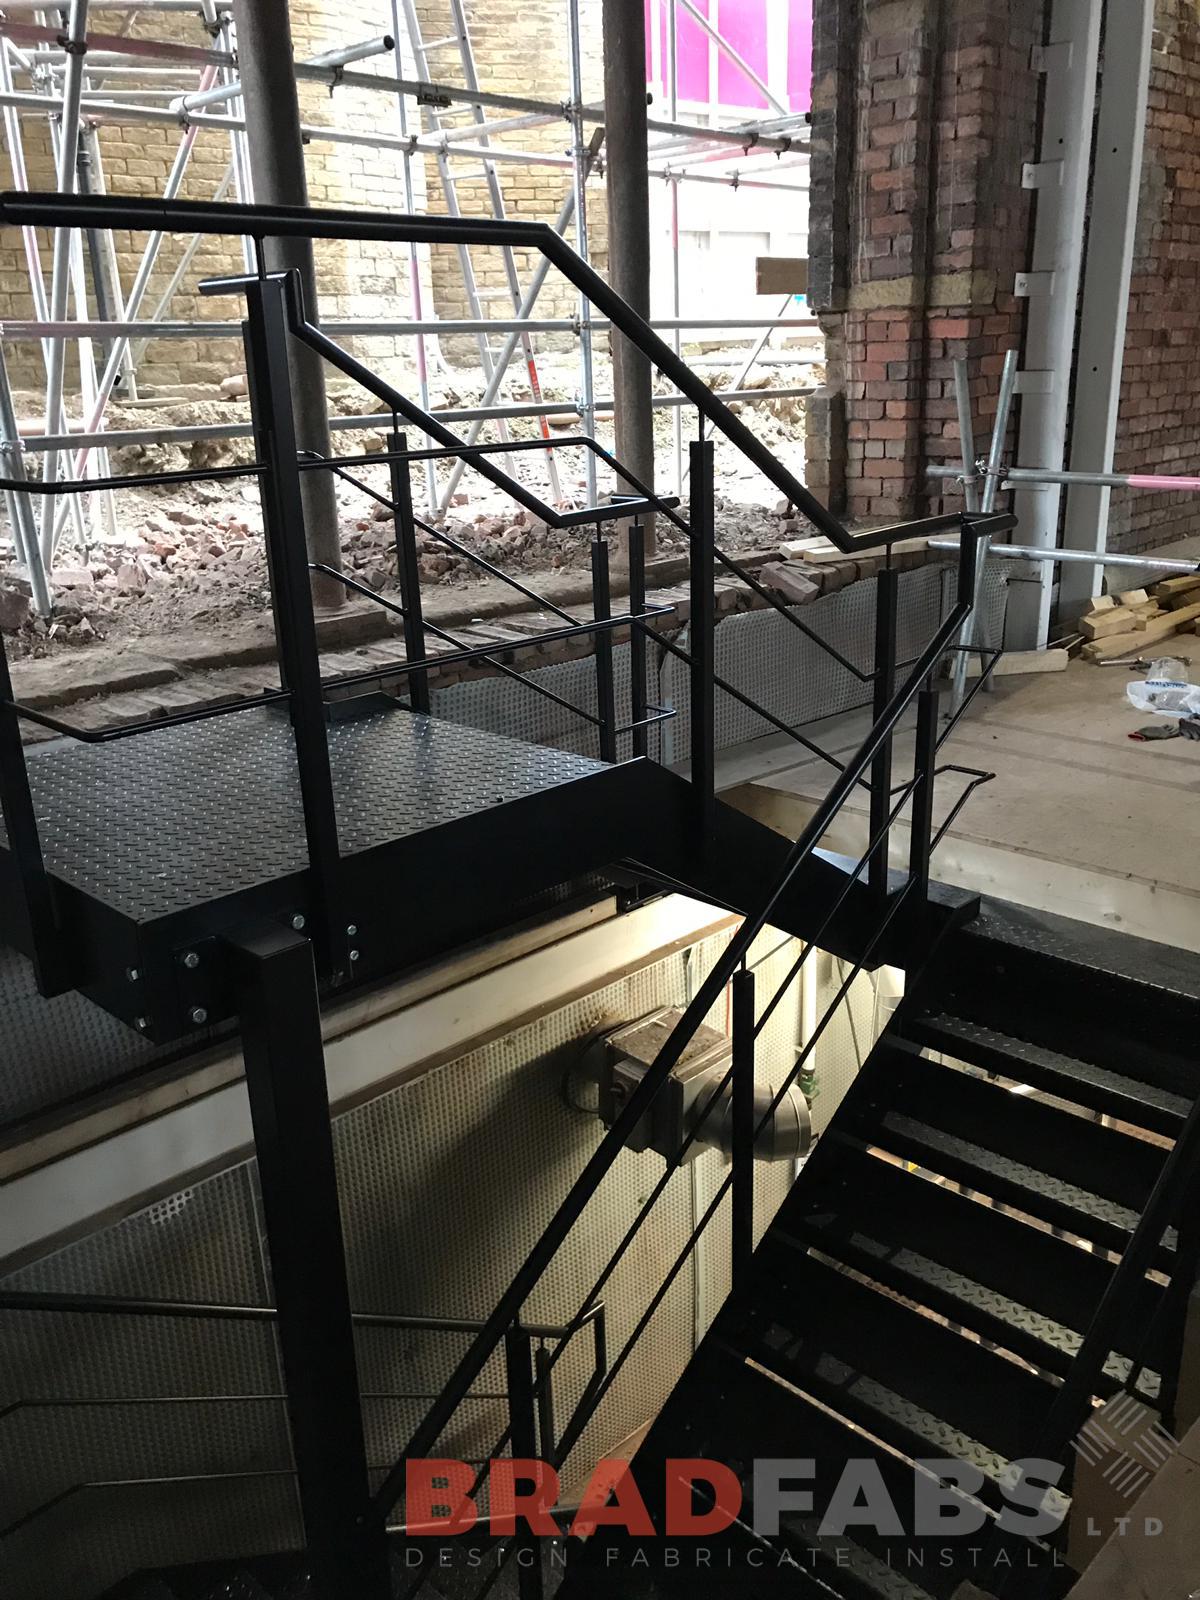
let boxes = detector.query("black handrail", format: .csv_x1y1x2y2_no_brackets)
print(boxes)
0,1285,605,1341
1029,1092,1200,1467
372,505,1016,1515
4,190,965,555
423,713,975,1600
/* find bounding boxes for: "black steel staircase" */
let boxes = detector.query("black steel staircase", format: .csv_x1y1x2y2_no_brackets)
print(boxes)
6,194,1195,1600
559,901,1200,1600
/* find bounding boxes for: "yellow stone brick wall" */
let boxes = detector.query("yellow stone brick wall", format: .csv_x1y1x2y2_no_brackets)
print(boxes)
0,0,608,399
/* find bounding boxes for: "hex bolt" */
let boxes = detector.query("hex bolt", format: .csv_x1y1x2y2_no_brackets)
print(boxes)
190,1007,209,1026
126,967,140,983
134,1017,149,1032
291,914,306,931
181,951,200,970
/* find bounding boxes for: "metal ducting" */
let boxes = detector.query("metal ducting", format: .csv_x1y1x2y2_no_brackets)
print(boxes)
598,1007,811,1165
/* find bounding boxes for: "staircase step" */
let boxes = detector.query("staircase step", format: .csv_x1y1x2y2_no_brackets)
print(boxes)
728,1244,1062,1495
660,1352,1067,1599
924,899,1200,1102
901,1010,1191,1136
779,1141,1164,1397
853,1047,1172,1258
565,1346,951,1600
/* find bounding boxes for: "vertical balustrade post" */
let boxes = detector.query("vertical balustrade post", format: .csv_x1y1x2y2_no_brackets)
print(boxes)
869,567,899,901
627,518,649,759
534,1341,557,1467
242,275,345,978
0,636,67,995
388,429,430,714
689,437,716,848
592,533,617,763
908,686,941,898
1159,1199,1200,1435
731,967,757,1294
504,1328,546,1600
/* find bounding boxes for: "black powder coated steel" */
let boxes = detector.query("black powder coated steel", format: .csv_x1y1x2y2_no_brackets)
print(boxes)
4,707,605,924
229,925,388,1598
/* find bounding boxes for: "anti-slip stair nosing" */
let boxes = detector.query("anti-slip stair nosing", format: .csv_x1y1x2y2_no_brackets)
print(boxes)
902,1013,1191,1131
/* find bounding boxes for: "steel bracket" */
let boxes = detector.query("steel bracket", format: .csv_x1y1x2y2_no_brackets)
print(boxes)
1022,161,1064,189
1015,271,1056,297
1032,40,1074,74
1013,370,1055,396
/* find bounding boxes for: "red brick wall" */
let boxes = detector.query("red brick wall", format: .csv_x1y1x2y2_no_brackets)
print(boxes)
807,0,1045,526
1112,0,1200,554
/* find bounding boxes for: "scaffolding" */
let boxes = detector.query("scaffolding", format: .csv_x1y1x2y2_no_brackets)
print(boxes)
0,0,814,611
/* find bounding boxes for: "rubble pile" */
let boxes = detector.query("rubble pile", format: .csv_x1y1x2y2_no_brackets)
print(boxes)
0,349,819,660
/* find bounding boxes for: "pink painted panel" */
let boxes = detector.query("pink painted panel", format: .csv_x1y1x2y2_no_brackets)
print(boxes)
676,0,712,104
787,0,813,110
645,0,812,112
717,0,769,109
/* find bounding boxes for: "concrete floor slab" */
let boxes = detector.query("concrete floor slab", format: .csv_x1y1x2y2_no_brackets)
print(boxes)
720,658,1200,952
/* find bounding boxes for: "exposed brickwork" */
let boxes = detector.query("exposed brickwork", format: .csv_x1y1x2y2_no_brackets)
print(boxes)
1112,0,1200,554
807,0,1044,525
0,0,606,395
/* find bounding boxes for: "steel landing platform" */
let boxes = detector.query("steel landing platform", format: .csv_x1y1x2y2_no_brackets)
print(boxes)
0,703,655,1042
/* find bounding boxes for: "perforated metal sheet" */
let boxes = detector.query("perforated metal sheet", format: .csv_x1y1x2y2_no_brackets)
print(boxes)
0,923,818,1595
8,708,604,921
663,565,1001,757
0,943,173,1127
431,639,662,767
425,565,1008,772
0,1477,302,1600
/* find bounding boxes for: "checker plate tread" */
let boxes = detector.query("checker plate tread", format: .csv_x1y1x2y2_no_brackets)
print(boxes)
4,707,605,921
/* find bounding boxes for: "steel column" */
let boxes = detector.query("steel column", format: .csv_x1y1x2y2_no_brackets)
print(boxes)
689,438,716,848
228,924,389,1600
627,519,649,759
591,535,617,764
1059,0,1154,619
868,568,899,900
603,0,656,550
908,687,940,898
242,276,345,977
503,1329,545,1600
232,0,343,608
1006,0,1102,647
730,967,756,1294
388,430,430,715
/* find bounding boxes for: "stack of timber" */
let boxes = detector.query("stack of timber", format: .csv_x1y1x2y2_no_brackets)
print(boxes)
1080,576,1200,661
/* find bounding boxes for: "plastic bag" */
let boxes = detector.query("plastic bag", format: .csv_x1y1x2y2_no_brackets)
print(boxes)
1126,658,1200,717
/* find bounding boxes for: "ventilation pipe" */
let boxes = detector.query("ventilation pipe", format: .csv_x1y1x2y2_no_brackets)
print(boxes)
596,1008,811,1165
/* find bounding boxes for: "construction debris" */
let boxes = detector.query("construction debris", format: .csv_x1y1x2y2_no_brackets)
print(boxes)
758,561,821,606
1151,573,1200,604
